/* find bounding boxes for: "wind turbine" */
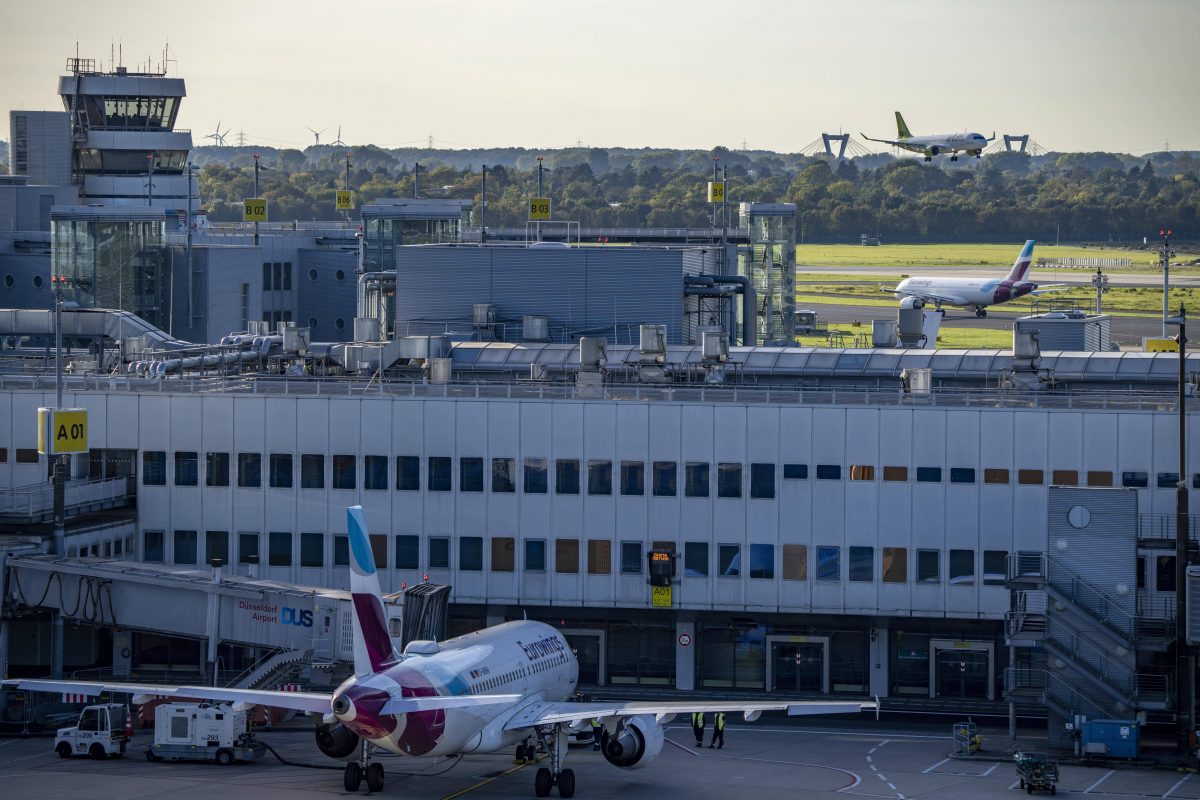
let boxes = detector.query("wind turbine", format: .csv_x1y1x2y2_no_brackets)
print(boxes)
330,125,346,147
204,121,229,146
306,126,328,146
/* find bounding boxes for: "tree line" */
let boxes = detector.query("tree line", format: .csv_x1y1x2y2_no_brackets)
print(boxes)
193,144,1199,243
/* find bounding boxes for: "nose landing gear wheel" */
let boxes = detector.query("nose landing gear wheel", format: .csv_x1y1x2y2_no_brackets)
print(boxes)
344,762,363,792
535,766,553,797
366,763,385,793
557,768,576,798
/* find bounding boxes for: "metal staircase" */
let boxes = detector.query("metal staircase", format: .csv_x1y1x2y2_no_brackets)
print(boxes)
1005,552,1175,732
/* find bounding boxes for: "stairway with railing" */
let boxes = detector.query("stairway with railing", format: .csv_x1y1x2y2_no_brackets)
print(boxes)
1005,551,1176,736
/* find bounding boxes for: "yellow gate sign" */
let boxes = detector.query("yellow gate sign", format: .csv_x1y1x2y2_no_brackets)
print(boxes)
243,198,268,222
650,585,672,608
1144,337,1179,352
38,408,88,454
707,181,725,203
335,190,354,211
529,197,551,220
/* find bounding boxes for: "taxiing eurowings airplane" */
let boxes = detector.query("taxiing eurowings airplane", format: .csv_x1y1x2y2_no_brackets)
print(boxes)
884,240,1065,317
6,506,875,798
862,111,993,161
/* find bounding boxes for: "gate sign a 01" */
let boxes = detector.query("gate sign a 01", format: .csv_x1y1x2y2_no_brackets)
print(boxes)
37,408,88,454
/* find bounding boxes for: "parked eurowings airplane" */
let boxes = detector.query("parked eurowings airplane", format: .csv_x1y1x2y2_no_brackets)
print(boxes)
883,240,1065,317
6,506,875,798
861,111,993,161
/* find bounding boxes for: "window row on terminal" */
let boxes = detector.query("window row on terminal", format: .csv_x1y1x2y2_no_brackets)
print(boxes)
137,450,1200,495
140,529,1012,586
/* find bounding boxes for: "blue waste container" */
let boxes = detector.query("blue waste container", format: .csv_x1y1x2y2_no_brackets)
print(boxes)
1081,719,1139,759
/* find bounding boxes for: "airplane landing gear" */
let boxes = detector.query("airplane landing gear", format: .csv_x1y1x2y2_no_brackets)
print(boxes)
345,739,383,793
975,307,987,318
532,724,575,798
924,155,932,162
950,155,959,162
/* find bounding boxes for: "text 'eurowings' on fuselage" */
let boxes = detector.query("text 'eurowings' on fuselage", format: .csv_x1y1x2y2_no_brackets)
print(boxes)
861,111,992,162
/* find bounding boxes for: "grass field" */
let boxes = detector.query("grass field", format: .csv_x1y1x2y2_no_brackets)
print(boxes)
795,322,1011,350
794,243,1192,271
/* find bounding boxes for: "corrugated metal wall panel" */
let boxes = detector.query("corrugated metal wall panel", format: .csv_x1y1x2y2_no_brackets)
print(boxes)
297,248,358,341
394,247,493,325
584,249,681,344
1047,486,1138,618
490,248,586,341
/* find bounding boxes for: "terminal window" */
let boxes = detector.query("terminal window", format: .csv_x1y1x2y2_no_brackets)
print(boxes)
1087,470,1114,487
685,462,710,496
238,533,259,564
205,531,228,565
174,452,198,486
1157,472,1180,488
269,532,292,566
1122,471,1149,488
460,457,483,492
372,534,390,568
718,544,740,577
684,542,709,577
395,456,420,490
1137,556,1146,590
984,468,1010,484
428,457,452,491
782,544,807,580
882,548,907,583
816,546,840,580
301,454,325,489
269,454,293,488
652,461,677,496
144,530,164,562
717,463,742,498
915,467,942,483
1157,556,1176,592
849,547,873,582
460,537,483,571
1051,470,1078,486
783,463,808,480
492,459,516,493
850,465,875,481
816,465,841,480
883,466,908,482
143,451,166,486
750,463,776,498
1194,474,1200,490
749,544,774,579
301,533,324,567
621,542,643,574
950,468,976,484
524,459,548,493
525,539,546,571
332,455,356,490
491,537,515,572
15,448,39,463
983,550,1008,585
364,455,388,490
621,462,645,496
395,535,419,570
429,537,450,569
174,530,198,565
916,550,939,583
238,453,261,488
587,540,611,574
949,549,975,585
555,539,580,573
1017,469,1044,485
556,459,580,494
206,452,230,487
333,536,349,567
588,461,612,495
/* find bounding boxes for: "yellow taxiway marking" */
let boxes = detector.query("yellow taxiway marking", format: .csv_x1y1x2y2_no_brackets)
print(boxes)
440,755,542,800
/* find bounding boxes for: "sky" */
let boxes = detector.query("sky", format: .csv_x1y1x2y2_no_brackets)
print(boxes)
2,0,1198,155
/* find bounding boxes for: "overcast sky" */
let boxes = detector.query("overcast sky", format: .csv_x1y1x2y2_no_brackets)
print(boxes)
2,0,1197,155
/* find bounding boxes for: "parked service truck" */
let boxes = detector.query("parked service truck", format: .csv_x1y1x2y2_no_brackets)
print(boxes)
146,703,265,765
54,704,131,758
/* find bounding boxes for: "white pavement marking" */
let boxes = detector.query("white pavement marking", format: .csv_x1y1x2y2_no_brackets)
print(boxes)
922,757,951,774
983,763,998,776
1008,779,1020,790
1165,774,1193,798
0,752,47,766
1084,770,1115,794
685,726,949,741
711,752,862,792
664,737,700,756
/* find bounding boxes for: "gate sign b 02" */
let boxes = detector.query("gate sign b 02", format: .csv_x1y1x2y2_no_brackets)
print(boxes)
37,408,88,454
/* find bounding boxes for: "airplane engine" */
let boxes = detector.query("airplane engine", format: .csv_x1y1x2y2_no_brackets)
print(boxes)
315,723,360,759
601,714,664,770
901,296,924,310
929,146,940,156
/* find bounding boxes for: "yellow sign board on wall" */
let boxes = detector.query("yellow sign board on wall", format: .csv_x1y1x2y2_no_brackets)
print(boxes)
243,198,268,222
650,586,673,608
37,408,88,454
1144,338,1179,352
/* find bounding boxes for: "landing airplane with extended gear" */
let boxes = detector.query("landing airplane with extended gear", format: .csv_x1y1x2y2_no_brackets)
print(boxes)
5,506,876,798
883,239,1066,317
862,111,993,162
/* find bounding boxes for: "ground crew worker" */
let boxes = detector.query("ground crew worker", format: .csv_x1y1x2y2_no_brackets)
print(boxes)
709,711,725,749
691,711,705,747
591,718,603,751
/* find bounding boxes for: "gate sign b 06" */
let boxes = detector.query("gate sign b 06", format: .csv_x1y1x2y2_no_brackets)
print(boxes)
37,408,88,454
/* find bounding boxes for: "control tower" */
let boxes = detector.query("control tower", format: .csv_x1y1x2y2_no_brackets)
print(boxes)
58,56,198,213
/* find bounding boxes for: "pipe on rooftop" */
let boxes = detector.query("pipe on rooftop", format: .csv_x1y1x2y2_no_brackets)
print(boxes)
684,275,756,346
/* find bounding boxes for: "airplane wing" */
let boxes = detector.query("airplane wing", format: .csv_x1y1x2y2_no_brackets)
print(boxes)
897,290,968,306
2,679,335,714
1029,285,1069,295
380,694,522,715
860,132,906,147
502,699,874,731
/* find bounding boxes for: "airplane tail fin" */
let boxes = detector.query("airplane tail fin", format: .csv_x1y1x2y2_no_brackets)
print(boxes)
1004,240,1036,282
347,505,401,677
895,111,913,140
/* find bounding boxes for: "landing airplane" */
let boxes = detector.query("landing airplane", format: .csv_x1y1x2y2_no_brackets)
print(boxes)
883,240,1065,317
5,506,875,798
862,111,993,162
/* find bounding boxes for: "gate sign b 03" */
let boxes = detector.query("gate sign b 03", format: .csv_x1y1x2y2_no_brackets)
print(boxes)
528,197,551,220
37,408,88,454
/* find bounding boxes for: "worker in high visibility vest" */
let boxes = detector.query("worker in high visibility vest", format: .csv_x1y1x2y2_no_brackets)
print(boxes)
591,718,603,751
709,711,725,749
691,711,705,747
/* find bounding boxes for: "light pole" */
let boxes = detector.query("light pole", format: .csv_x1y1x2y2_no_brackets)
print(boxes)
536,155,545,242
253,153,261,246
1165,304,1191,755
343,152,352,224
50,272,67,555
1162,228,1174,337
1092,268,1109,315
146,152,155,207
480,164,487,244
413,162,420,199
711,156,720,229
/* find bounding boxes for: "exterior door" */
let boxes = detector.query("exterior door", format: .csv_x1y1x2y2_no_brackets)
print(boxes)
770,642,823,692
935,649,989,699
564,631,604,687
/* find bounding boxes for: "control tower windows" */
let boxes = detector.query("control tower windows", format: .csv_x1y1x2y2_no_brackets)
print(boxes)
90,96,179,129
78,149,186,174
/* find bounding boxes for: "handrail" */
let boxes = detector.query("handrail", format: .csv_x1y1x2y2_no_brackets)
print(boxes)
1007,552,1137,641
1044,617,1134,697
1006,667,1116,720
0,475,135,517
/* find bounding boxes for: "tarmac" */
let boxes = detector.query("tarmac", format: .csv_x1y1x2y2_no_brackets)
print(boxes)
3,717,1198,800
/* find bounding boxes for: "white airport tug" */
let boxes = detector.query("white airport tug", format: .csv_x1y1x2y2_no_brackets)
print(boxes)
54,704,131,758
146,702,265,765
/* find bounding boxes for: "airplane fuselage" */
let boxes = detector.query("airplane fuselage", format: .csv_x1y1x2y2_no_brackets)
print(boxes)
332,620,577,759
896,132,988,157
894,276,1036,309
